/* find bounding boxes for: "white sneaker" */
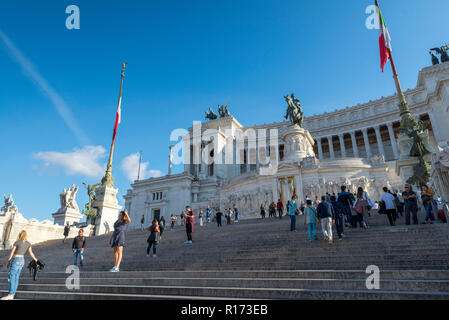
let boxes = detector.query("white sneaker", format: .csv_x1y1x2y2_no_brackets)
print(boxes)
153,254,157,257
1,294,14,300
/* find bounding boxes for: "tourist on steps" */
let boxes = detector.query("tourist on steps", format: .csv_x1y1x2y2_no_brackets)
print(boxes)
199,210,204,226
63,222,70,243
170,214,177,229
260,204,266,219
159,217,166,239
353,187,369,229
1,230,39,300
338,186,355,227
140,214,145,231
216,211,223,227
304,200,318,243
421,184,436,224
380,187,397,226
206,205,212,223
233,204,239,223
109,209,131,272
146,219,160,257
269,202,276,218
277,199,284,219
72,229,86,267
317,196,335,244
225,208,232,225
184,206,194,244
180,212,185,226
288,195,299,232
402,184,419,225
330,195,345,240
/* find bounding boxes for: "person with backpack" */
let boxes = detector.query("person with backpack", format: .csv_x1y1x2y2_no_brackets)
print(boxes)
269,202,276,218
338,186,354,227
146,220,160,257
330,195,345,240
402,184,419,225
304,200,318,243
288,195,299,232
1,230,39,300
317,196,335,243
353,187,369,229
72,229,86,267
380,187,397,226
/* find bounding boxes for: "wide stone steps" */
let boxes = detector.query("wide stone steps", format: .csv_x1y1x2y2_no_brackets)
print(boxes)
0,212,448,299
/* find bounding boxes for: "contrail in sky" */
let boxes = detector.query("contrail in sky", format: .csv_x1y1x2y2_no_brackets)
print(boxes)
0,29,90,145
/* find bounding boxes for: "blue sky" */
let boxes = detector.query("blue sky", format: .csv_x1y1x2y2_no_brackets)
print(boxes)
1,0,448,221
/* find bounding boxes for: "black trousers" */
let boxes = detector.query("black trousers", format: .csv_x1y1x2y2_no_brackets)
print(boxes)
217,217,222,227
385,209,397,226
405,205,418,225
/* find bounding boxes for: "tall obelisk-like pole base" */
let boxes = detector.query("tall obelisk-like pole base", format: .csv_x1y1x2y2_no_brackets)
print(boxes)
93,184,122,236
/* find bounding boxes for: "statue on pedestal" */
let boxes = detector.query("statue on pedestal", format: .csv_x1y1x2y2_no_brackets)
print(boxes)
284,93,304,127
1,194,17,215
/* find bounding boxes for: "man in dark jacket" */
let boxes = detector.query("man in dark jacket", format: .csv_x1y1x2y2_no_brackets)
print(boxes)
72,229,86,266
338,186,354,226
317,196,335,244
216,211,223,227
330,195,345,240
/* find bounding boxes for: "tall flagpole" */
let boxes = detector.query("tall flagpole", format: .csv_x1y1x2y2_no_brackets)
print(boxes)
376,0,430,185
137,150,142,181
102,63,128,186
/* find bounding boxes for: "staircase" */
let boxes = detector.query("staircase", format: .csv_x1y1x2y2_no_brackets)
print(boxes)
1,211,448,300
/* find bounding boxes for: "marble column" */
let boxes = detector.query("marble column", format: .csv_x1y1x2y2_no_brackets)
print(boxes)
362,128,372,158
317,138,324,160
350,131,359,158
387,123,400,160
327,136,335,159
374,125,386,158
338,134,347,158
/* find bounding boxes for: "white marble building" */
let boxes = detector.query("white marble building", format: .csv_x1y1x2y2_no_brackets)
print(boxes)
124,62,449,228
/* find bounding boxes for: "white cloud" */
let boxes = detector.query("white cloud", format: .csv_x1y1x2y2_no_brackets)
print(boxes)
121,153,163,182
0,29,90,145
33,146,106,178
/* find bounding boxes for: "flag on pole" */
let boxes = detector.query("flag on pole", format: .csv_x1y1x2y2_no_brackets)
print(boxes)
375,0,392,72
112,95,122,143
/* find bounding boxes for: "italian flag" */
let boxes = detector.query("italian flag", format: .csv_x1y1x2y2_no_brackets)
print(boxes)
112,96,121,143
375,0,392,72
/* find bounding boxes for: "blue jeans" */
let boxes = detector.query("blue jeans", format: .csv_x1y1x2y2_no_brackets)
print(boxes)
8,257,24,295
235,213,239,222
307,223,317,242
424,203,435,222
289,214,296,231
335,215,344,238
73,249,84,266
147,241,157,255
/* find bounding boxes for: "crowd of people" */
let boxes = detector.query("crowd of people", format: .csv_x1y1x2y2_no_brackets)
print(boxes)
2,182,446,300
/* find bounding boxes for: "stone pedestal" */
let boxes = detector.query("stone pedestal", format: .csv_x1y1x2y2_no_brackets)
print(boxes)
52,208,83,226
93,184,122,236
281,125,315,162
396,132,434,186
